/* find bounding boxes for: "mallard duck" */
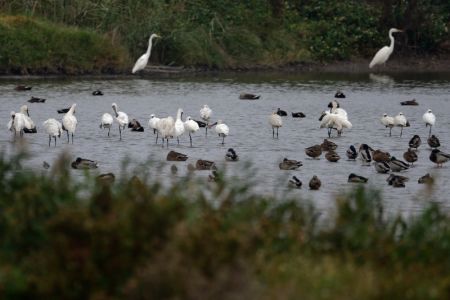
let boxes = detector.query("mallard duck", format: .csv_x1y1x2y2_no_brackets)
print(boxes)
15,85,32,91
430,149,450,167
387,174,408,187
276,108,287,116
427,135,440,149
196,159,216,170
97,173,115,184
92,90,104,96
418,173,434,184
279,158,303,170
388,156,410,172
348,173,368,183
403,148,418,165
321,139,337,151
128,119,144,132
400,99,418,106
71,157,98,169
409,135,421,150
292,112,306,118
225,148,239,161
346,145,358,160
43,161,50,169
28,96,46,103
288,176,302,188
239,93,260,100
374,161,391,173
372,149,390,163
334,90,346,98
305,144,322,159
359,144,373,165
325,151,340,162
57,107,70,114
166,151,188,161
309,175,321,190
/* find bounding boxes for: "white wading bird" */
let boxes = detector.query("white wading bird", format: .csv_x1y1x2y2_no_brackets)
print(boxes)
62,103,77,144
369,28,403,69
132,33,161,74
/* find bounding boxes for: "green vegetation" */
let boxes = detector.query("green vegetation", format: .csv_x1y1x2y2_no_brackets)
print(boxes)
1,152,450,299
0,0,449,72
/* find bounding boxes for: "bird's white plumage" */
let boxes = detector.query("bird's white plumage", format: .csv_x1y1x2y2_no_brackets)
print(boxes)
184,116,199,133
269,112,282,128
62,103,78,134
369,28,402,68
101,113,113,129
7,111,15,132
148,114,160,133
173,108,185,139
215,120,229,137
423,109,436,127
19,105,35,130
132,34,160,74
394,112,407,127
112,103,129,128
380,113,395,127
200,105,212,122
158,116,175,139
43,118,63,137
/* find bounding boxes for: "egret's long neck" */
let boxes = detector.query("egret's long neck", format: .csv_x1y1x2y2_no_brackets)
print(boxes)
388,31,395,51
146,37,154,56
68,105,76,115
176,109,182,121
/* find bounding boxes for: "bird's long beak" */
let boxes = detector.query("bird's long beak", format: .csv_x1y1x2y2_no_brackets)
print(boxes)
26,109,30,117
208,122,218,128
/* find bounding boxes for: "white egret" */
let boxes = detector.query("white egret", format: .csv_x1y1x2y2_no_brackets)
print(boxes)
43,118,63,147
200,104,212,136
380,113,395,136
394,112,408,137
211,120,229,145
100,113,114,136
62,103,77,144
173,108,185,144
112,103,129,140
269,112,282,138
132,33,161,74
422,109,436,137
148,114,161,143
369,28,403,68
184,116,200,147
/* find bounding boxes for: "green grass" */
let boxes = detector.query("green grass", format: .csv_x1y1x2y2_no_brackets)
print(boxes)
1,152,450,299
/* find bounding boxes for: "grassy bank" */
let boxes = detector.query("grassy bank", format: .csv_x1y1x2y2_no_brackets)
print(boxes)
0,15,129,74
1,153,450,299
0,0,449,73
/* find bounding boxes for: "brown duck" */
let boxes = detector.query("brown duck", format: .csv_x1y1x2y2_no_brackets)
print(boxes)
279,158,303,170
372,149,391,163
196,159,216,170
403,148,418,165
321,139,337,151
166,150,188,161
325,151,340,162
309,175,321,190
305,144,322,159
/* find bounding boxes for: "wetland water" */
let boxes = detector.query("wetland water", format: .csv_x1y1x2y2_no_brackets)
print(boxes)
1,72,450,215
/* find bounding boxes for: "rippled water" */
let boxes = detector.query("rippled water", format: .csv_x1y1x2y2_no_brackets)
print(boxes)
1,72,450,215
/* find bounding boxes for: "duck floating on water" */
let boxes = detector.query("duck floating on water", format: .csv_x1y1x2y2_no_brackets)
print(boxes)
239,93,260,100
15,85,32,91
225,148,239,161
309,175,321,190
325,151,340,162
292,112,306,118
388,156,410,172
279,158,302,170
71,157,98,169
92,90,104,96
128,119,144,132
196,159,216,170
372,149,390,163
374,161,391,173
166,150,188,161
400,99,418,106
28,96,46,103
418,173,434,184
276,108,287,116
334,90,346,98
288,176,302,188
305,144,322,159
348,173,368,183
346,145,358,160
321,139,337,151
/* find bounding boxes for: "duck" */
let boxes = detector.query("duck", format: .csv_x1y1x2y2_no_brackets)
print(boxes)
334,90,346,98
269,112,282,138
15,85,32,91
429,149,450,167
305,144,322,159
403,148,418,165
276,108,287,116
288,176,302,188
388,156,410,172
409,135,421,150
43,161,50,169
309,175,321,190
321,139,337,151
325,151,340,162
92,90,104,96
208,170,219,182
239,93,260,100
359,144,374,165
225,148,239,161
418,173,434,184
348,173,368,183
128,119,145,132
71,157,98,169
372,149,391,163
28,96,46,103
166,150,188,161
427,135,440,149
57,107,70,114
196,159,216,170
170,164,178,175
400,99,418,106
346,145,358,160
387,174,409,187
97,173,115,184
292,112,306,118
374,161,391,173
380,113,395,136
279,158,303,170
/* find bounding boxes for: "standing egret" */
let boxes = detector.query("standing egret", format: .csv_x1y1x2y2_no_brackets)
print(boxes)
369,28,403,68
422,109,436,137
148,114,161,143
269,112,282,138
43,118,63,147
100,113,114,136
380,113,395,136
62,103,77,144
210,120,229,145
112,103,129,140
184,116,200,147
132,34,161,74
173,108,185,144
200,105,212,136
394,112,408,137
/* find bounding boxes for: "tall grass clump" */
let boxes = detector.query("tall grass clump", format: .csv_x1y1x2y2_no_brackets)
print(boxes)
1,152,450,299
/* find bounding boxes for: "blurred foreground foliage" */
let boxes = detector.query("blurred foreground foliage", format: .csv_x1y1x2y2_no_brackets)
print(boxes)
0,0,449,71
1,152,450,299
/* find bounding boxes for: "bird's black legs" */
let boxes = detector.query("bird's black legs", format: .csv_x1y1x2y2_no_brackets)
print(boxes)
400,126,403,137
108,127,111,137
66,131,69,143
48,135,51,147
54,136,57,147
272,127,275,138
71,133,74,144
119,126,122,140
276,127,279,138
205,126,208,137
429,125,432,138
389,127,392,137
222,136,225,145
189,133,193,147
177,137,180,144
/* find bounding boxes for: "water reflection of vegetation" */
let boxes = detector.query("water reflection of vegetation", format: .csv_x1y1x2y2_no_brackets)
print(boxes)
1,152,449,299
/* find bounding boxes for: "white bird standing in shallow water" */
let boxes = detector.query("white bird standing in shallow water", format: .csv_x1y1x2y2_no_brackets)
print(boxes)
100,113,114,137
211,120,229,145
369,28,403,68
158,116,175,148
380,113,395,136
112,103,129,140
19,105,36,132
148,114,161,143
269,112,282,138
43,118,63,147
8,111,25,138
132,33,161,74
62,103,77,144
423,109,436,137
394,112,408,137
184,116,200,147
173,108,185,144
200,105,212,136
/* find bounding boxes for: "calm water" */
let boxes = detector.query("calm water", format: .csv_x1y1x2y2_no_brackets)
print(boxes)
1,72,450,215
